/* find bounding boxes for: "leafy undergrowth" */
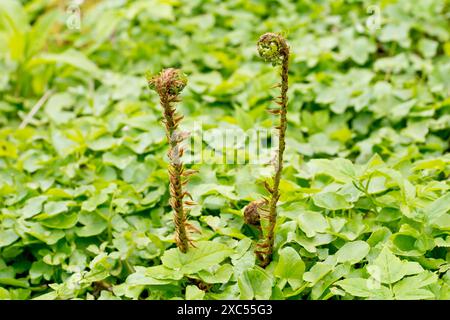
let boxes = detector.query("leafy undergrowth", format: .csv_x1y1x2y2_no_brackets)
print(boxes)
0,0,449,300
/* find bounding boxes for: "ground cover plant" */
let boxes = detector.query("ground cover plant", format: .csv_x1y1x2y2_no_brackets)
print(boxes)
0,0,449,300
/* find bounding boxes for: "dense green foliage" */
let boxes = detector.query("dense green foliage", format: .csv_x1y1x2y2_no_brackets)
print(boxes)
0,0,449,300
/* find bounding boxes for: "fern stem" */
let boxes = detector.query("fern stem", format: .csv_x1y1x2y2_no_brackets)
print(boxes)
147,68,190,253
255,33,290,267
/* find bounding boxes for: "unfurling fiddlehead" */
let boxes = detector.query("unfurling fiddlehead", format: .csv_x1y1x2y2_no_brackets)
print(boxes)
244,199,268,227
147,68,196,253
248,33,290,267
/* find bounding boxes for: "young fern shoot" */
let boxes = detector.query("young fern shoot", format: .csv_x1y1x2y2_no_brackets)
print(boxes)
147,68,196,253
253,32,290,267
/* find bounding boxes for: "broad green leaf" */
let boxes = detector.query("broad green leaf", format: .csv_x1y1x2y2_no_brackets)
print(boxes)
19,196,47,218
81,192,109,212
39,212,78,229
297,211,328,237
335,278,393,299
292,233,335,253
36,201,71,219
303,258,337,286
144,265,183,281
311,263,350,299
234,106,253,130
87,136,118,151
0,287,10,299
367,176,387,194
369,247,423,284
312,192,353,210
424,193,450,224
75,212,107,237
274,247,305,290
27,49,103,78
430,214,450,230
0,277,29,288
44,93,75,125
238,267,273,300
25,223,65,245
335,241,370,264
198,264,233,284
185,285,205,300
30,261,53,281
393,272,437,300
103,150,136,170
26,10,58,57
126,267,173,286
161,241,233,274
418,38,438,58
0,230,19,248
0,0,29,34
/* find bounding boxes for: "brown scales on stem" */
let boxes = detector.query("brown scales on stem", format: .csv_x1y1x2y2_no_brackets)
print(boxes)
147,68,197,253
248,32,290,267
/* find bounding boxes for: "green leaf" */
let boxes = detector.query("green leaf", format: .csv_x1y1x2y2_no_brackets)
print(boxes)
35,201,71,219
312,192,353,210
0,277,29,288
126,267,173,286
311,263,350,299
185,285,205,300
393,272,437,300
234,106,254,130
81,192,109,212
87,136,118,151
198,264,233,284
26,10,58,57
424,193,450,224
19,196,47,218
103,150,136,170
335,240,370,264
25,223,65,245
0,230,19,248
238,267,273,300
418,38,438,58
144,265,183,281
308,158,356,183
369,247,423,284
161,241,233,274
0,287,10,299
27,49,102,78
75,212,107,237
44,93,75,125
297,211,328,237
39,212,78,229
0,0,29,34
335,278,392,299
30,261,53,281
303,259,336,286
274,247,305,290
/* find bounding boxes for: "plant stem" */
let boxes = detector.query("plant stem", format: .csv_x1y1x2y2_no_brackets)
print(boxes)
255,33,290,267
263,53,289,267
148,69,190,253
107,190,116,245
19,90,53,129
162,93,189,253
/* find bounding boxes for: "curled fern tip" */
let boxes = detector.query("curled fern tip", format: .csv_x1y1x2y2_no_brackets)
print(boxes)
257,32,289,66
147,68,188,96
